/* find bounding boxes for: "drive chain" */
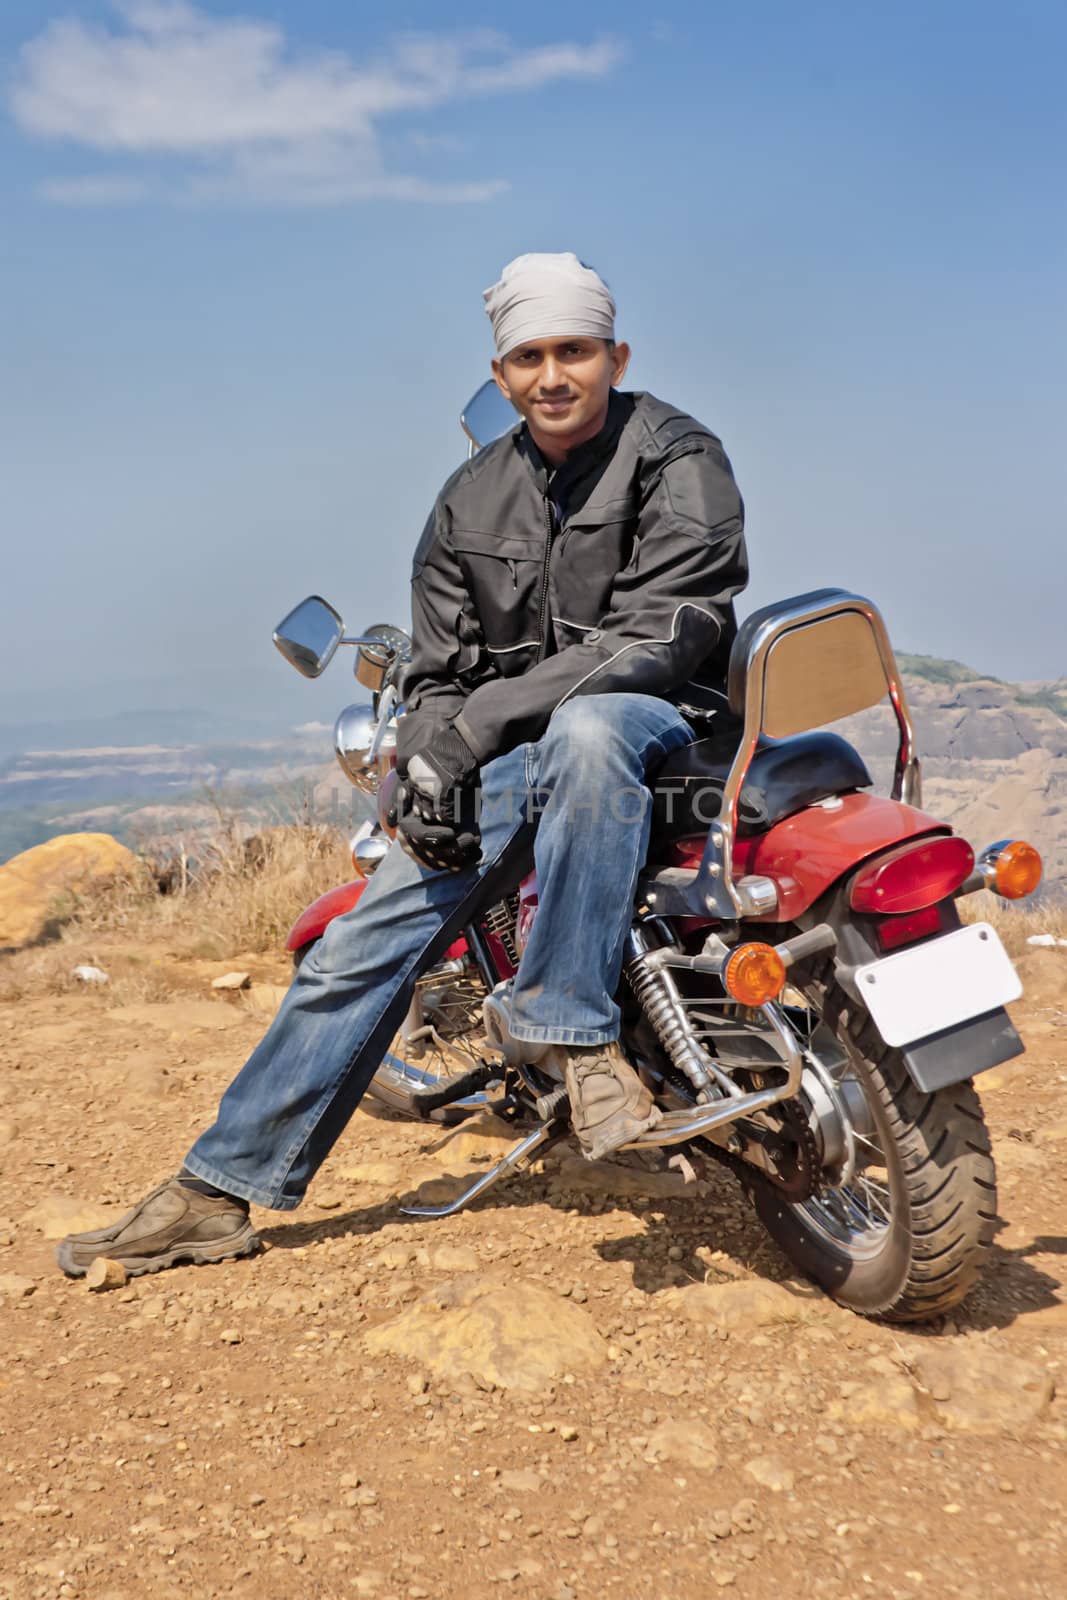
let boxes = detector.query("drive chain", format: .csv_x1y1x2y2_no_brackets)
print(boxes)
698,1096,822,1204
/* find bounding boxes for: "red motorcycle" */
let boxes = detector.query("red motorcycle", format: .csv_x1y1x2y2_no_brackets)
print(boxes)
273,384,1041,1324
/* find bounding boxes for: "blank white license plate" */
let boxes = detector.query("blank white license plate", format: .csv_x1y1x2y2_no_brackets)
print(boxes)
855,922,1022,1047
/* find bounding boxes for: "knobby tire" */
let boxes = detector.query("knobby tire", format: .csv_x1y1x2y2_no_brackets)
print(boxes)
754,975,998,1323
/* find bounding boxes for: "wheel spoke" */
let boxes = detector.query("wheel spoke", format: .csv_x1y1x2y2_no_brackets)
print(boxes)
796,1044,894,1250
841,1187,876,1229
855,1175,892,1224
395,979,488,1089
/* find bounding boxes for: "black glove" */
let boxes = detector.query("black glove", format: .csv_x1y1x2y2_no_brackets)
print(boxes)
393,777,482,872
392,718,481,871
400,721,479,804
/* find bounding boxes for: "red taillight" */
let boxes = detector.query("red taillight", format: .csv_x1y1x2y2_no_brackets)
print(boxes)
850,836,975,915
876,904,942,952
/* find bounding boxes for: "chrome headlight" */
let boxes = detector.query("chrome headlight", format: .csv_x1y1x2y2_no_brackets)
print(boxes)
334,703,378,793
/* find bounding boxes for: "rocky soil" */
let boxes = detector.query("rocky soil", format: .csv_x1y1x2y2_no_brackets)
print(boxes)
1,945,1066,1600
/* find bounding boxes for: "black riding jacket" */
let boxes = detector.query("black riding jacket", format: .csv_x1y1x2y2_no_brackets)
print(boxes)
403,389,748,764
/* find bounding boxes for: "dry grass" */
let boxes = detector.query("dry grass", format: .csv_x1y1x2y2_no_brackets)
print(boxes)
141,821,354,959
2,815,1060,1006
957,892,1066,957
0,821,354,1003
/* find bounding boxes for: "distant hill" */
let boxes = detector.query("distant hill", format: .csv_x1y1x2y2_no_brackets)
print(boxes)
896,653,989,687
0,706,287,761
840,662,1067,894
0,722,353,864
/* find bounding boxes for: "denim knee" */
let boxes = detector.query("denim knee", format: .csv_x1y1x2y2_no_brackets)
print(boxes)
540,695,630,765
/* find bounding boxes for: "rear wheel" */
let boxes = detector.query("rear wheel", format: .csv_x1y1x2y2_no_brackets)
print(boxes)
755,978,998,1323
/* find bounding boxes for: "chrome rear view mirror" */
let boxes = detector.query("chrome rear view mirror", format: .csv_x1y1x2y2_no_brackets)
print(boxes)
273,595,344,679
461,380,519,454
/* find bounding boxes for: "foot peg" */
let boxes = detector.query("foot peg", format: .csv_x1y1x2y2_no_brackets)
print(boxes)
410,1061,498,1117
535,1085,569,1121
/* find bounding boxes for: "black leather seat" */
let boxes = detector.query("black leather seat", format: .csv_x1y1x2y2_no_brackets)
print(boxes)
652,729,872,841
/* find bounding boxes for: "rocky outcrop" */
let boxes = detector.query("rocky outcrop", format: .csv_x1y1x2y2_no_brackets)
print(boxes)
644,1418,720,1470
0,831,142,949
364,1272,609,1392
670,1277,836,1332
840,669,1067,890
913,1344,1055,1434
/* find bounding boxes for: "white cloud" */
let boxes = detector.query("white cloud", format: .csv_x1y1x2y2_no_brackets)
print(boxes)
10,3,622,206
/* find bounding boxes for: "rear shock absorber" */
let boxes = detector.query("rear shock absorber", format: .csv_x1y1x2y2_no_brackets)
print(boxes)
624,927,718,1102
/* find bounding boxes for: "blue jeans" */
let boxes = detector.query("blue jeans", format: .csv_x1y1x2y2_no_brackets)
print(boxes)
183,694,693,1209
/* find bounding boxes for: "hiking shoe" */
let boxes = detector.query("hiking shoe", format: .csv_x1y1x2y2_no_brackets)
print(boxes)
56,1177,259,1279
561,1042,661,1161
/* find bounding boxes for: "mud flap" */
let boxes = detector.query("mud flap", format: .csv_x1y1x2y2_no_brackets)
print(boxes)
902,1006,1023,1093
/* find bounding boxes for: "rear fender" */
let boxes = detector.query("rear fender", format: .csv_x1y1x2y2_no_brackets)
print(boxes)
669,791,948,923
285,879,468,963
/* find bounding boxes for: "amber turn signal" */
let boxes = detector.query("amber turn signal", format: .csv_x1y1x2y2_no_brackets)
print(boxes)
989,840,1042,900
723,942,787,1006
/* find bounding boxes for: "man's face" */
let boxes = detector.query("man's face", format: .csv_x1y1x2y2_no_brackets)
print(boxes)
492,336,631,462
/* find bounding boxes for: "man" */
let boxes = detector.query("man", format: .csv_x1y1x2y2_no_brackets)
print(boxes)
58,253,747,1279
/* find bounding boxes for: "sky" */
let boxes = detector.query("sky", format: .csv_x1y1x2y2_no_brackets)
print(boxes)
1,0,1065,730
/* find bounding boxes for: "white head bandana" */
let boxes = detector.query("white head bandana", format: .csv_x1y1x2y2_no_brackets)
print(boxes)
483,252,616,358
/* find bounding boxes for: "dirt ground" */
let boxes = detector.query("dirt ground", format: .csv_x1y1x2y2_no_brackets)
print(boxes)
1,942,1065,1600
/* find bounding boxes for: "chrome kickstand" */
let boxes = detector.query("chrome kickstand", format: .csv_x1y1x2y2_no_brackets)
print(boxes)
400,1121,566,1219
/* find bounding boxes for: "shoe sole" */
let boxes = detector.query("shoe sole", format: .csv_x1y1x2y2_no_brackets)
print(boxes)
56,1222,260,1280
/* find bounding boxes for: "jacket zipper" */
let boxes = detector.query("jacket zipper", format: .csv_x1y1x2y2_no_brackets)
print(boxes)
535,492,556,662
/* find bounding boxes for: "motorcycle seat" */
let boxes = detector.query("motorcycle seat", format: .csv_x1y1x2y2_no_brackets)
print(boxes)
651,729,872,840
